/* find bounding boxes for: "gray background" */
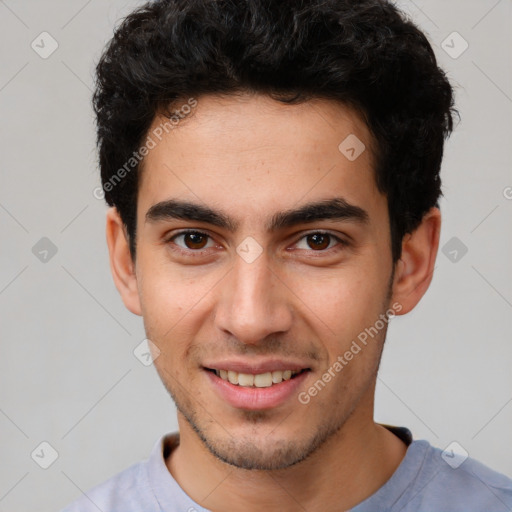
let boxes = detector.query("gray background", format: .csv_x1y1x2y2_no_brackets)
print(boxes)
1,1,511,511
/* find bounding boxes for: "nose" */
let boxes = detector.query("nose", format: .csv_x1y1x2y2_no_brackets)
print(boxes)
214,249,293,346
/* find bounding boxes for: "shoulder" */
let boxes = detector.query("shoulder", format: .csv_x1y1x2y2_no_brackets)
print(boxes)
60,460,156,512
400,440,512,511
59,433,182,512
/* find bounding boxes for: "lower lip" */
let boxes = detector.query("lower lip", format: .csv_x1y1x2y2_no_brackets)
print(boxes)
205,370,309,410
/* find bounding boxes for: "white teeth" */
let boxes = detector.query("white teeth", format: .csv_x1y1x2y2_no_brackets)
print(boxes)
254,372,273,388
271,370,283,383
227,370,239,385
237,373,254,387
215,369,300,387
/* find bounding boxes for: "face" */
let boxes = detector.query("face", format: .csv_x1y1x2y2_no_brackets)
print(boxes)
132,93,397,469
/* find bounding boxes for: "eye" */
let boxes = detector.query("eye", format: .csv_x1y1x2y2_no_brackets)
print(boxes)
167,230,216,253
294,231,347,252
165,229,348,258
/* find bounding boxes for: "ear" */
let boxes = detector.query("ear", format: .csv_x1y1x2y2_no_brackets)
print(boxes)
105,207,142,316
390,207,441,315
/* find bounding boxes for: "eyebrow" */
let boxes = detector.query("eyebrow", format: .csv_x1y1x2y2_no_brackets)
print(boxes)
145,197,369,232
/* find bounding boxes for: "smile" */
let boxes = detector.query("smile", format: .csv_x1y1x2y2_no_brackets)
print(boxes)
211,369,305,388
202,358,313,410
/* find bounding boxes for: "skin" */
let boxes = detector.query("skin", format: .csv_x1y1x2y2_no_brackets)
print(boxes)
106,92,441,511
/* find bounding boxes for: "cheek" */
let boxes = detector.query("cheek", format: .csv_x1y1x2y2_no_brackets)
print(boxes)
138,254,201,325
290,264,386,335
138,268,190,356
137,259,223,362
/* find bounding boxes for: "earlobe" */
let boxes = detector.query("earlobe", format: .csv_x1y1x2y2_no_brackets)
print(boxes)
105,207,142,316
391,207,441,315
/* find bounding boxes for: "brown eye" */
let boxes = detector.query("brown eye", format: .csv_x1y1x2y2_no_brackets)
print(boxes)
182,232,208,249
294,232,347,253
169,231,214,252
306,233,331,250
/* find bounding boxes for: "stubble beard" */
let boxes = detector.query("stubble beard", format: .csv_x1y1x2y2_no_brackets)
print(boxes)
155,272,394,470
160,328,387,471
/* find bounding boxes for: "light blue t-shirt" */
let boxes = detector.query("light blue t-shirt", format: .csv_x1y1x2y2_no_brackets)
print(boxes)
60,426,512,512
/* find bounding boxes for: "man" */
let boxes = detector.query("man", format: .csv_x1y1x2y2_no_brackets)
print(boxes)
62,0,512,510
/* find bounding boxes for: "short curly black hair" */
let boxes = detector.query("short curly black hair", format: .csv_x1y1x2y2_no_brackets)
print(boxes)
93,0,456,262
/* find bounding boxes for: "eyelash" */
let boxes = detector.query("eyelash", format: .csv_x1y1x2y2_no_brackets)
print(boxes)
164,229,349,258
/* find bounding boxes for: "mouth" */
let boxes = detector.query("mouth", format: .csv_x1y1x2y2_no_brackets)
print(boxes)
205,368,309,388
203,364,311,410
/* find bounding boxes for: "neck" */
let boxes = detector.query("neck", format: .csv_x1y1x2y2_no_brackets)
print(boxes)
166,399,407,511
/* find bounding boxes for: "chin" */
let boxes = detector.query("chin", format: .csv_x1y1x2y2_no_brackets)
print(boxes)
185,407,346,471
167,371,355,470
205,434,313,470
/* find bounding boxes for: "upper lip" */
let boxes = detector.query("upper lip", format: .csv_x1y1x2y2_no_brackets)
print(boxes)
203,358,311,374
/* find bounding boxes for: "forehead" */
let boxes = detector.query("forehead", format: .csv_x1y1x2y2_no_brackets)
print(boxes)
137,93,382,224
